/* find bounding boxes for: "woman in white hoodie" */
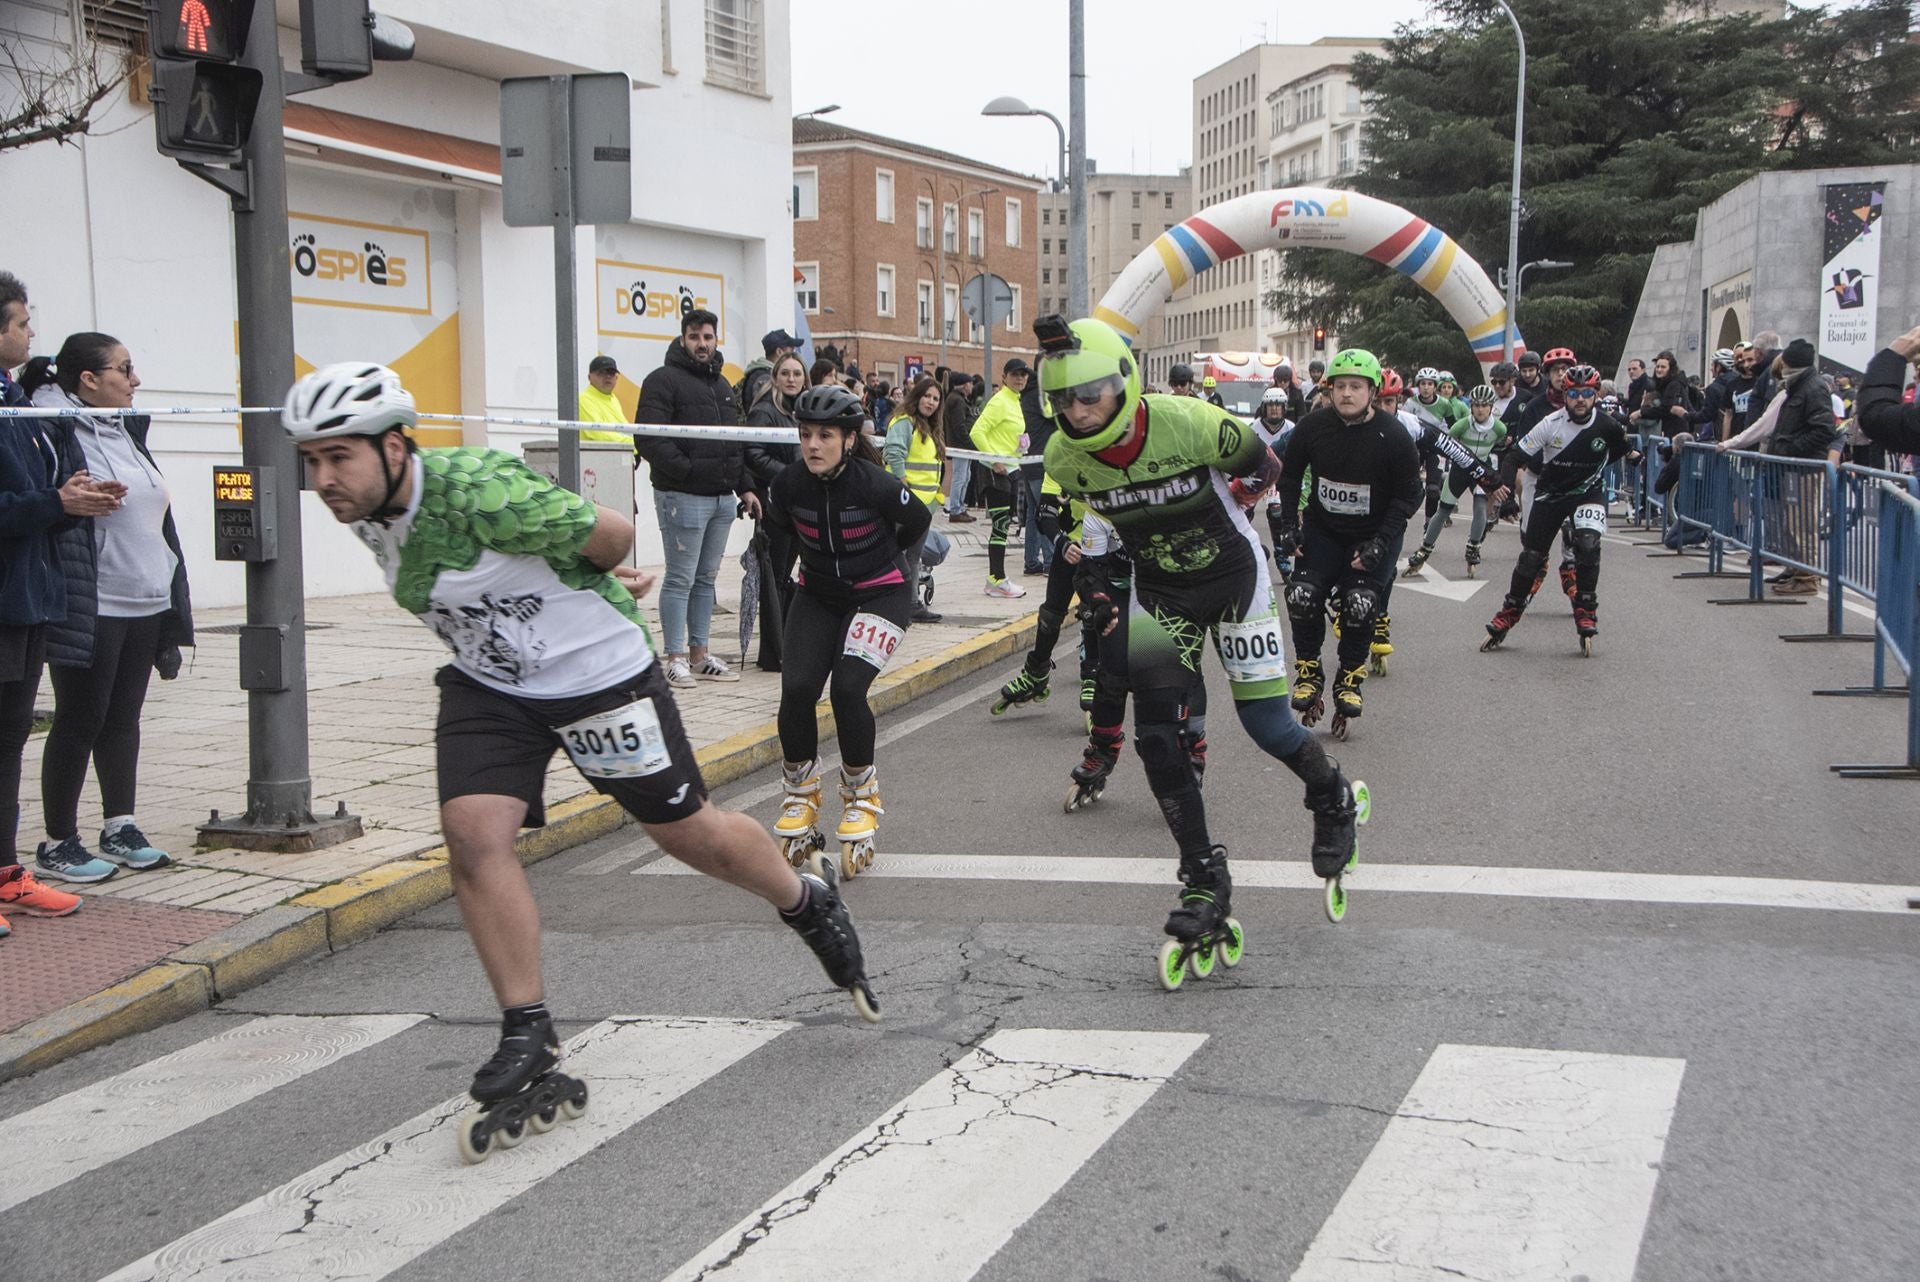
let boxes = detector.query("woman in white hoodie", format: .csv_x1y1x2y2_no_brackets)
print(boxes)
19,333,192,882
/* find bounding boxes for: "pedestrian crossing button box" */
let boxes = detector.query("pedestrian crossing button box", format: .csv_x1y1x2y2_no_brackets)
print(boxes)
213,464,277,561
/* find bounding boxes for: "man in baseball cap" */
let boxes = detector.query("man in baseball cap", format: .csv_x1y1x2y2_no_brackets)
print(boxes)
579,355,627,442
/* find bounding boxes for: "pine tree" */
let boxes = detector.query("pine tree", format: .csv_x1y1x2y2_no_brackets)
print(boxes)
1265,0,1919,375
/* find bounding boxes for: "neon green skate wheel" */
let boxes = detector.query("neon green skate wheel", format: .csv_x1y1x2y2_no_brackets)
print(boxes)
1352,779,1372,825
1156,939,1186,991
1219,919,1245,968
1189,939,1216,979
1325,875,1348,923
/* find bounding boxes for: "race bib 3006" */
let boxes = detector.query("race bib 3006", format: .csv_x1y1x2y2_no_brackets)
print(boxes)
1572,502,1607,532
1316,476,1372,516
1215,614,1289,685
843,612,904,671
558,697,673,778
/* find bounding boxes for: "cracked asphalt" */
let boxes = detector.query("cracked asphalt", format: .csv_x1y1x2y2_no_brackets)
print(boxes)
9,541,1920,1282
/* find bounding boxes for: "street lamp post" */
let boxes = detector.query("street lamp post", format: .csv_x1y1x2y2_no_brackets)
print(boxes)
1500,258,1573,297
1492,1,1526,364
795,103,840,120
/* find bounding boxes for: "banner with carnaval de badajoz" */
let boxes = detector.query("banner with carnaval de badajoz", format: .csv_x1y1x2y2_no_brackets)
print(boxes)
1818,182,1885,379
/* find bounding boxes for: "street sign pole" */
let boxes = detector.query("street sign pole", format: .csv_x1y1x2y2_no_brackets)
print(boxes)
197,5,361,852
548,76,580,493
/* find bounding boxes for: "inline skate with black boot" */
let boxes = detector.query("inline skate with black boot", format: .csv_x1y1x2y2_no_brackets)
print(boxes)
1329,664,1365,740
456,1004,589,1164
1402,544,1433,577
1559,559,1578,601
989,661,1052,716
1291,656,1325,726
1306,774,1372,923
1463,540,1482,578
1157,845,1242,991
1064,729,1123,812
1369,615,1391,676
1572,592,1599,657
1482,595,1527,651
780,865,881,1022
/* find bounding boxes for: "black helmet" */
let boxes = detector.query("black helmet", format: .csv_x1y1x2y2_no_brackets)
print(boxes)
794,384,865,430
1168,363,1194,386
1489,361,1518,381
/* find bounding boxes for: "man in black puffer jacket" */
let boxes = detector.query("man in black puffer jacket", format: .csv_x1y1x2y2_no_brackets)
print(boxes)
634,308,755,687
1857,323,1920,455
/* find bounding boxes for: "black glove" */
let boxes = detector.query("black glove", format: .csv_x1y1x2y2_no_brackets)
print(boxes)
155,645,183,681
1353,537,1389,573
1498,496,1522,521
1272,528,1298,569
1076,591,1120,633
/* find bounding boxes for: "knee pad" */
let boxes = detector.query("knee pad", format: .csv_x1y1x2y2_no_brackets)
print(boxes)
1515,546,1549,580
1285,579,1326,625
1571,528,1603,564
1037,604,1068,635
1133,718,1188,771
1340,584,1381,631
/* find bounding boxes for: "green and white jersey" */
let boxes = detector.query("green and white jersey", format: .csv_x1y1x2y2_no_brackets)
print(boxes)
1043,393,1267,583
1448,412,1507,462
355,448,652,699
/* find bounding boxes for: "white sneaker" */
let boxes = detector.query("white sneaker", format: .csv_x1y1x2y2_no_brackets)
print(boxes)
664,656,696,688
984,577,1027,599
694,655,740,682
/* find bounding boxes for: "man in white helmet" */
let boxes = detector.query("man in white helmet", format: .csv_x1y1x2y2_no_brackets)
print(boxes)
281,362,878,1160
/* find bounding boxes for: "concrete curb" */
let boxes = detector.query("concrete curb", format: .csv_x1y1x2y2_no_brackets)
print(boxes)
0,614,1037,1081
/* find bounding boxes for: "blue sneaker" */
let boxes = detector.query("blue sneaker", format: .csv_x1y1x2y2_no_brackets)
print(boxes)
36,835,118,884
99,823,171,870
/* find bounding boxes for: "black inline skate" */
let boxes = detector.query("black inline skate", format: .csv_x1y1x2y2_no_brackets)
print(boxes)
456,1005,589,1164
1306,774,1373,923
1157,846,1243,991
989,662,1052,716
1064,729,1123,813
1329,665,1365,740
1291,656,1325,726
1463,540,1482,578
781,865,881,1022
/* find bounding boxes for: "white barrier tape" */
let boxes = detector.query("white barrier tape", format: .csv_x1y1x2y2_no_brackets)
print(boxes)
0,403,1043,461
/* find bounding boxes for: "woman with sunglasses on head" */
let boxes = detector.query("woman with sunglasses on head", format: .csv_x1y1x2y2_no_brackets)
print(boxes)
1483,364,1640,655
19,333,192,882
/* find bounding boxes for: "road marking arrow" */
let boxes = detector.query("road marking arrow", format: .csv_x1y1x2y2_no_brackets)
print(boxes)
1395,557,1489,602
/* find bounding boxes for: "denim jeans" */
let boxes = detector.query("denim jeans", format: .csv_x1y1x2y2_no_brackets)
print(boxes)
946,464,970,514
654,492,735,654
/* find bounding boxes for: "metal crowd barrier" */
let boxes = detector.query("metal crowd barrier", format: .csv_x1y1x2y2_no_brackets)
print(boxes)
1830,483,1920,779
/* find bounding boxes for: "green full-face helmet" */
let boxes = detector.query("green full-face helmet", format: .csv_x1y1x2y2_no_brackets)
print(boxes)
1034,313,1142,451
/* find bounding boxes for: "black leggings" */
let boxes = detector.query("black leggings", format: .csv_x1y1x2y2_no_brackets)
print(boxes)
0,625,47,866
983,475,1015,581
42,612,163,839
778,586,914,767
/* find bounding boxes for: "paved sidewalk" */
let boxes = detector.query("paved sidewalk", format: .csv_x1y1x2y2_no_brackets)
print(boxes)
1,515,1040,1075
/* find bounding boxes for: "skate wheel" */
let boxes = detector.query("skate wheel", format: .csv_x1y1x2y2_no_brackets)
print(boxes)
455,1109,493,1165
1063,782,1082,814
1480,635,1502,652
989,701,1009,717
1580,636,1593,657
1325,875,1349,923
1369,655,1387,676
1155,940,1186,991
1351,780,1372,825
1218,919,1245,968
1034,688,1050,703
1331,717,1350,742
496,1118,526,1149
560,1085,589,1121
851,980,882,1024
528,1107,558,1134
803,848,831,882
1189,938,1216,979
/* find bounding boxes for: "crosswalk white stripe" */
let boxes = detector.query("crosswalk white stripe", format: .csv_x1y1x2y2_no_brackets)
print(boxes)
570,671,1011,876
636,851,1920,915
0,1014,425,1215
98,1017,793,1282
661,1028,1206,1282
1289,1044,1686,1281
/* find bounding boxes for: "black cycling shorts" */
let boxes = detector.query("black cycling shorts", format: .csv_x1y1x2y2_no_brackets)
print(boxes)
434,661,707,827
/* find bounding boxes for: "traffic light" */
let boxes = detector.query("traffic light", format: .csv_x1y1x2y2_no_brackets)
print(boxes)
147,0,262,164
1313,326,1327,351
300,1,416,81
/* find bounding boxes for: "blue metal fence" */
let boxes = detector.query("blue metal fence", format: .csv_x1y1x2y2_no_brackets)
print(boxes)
1831,483,1920,780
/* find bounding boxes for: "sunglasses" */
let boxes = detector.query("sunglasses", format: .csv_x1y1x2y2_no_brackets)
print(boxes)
1564,388,1598,400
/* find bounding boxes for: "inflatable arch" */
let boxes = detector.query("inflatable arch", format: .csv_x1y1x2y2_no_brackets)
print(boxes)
1094,188,1527,377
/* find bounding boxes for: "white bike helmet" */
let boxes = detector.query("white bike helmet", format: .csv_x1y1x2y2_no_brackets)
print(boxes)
1415,366,1440,383
283,362,417,441
1261,386,1288,407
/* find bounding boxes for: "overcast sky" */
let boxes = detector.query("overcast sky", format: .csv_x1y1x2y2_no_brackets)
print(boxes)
790,0,1436,180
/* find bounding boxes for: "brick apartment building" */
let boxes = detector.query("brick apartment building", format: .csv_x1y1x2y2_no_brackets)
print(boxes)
792,119,1042,392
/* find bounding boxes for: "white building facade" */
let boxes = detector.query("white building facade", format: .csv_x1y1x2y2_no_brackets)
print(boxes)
3,0,794,605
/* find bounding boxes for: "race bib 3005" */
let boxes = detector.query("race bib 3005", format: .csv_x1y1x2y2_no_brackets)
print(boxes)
842,612,904,671
1572,502,1607,532
1215,614,1289,685
1316,475,1372,516
558,697,673,779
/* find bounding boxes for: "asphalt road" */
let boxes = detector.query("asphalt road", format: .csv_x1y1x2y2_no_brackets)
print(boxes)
7,523,1918,1282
